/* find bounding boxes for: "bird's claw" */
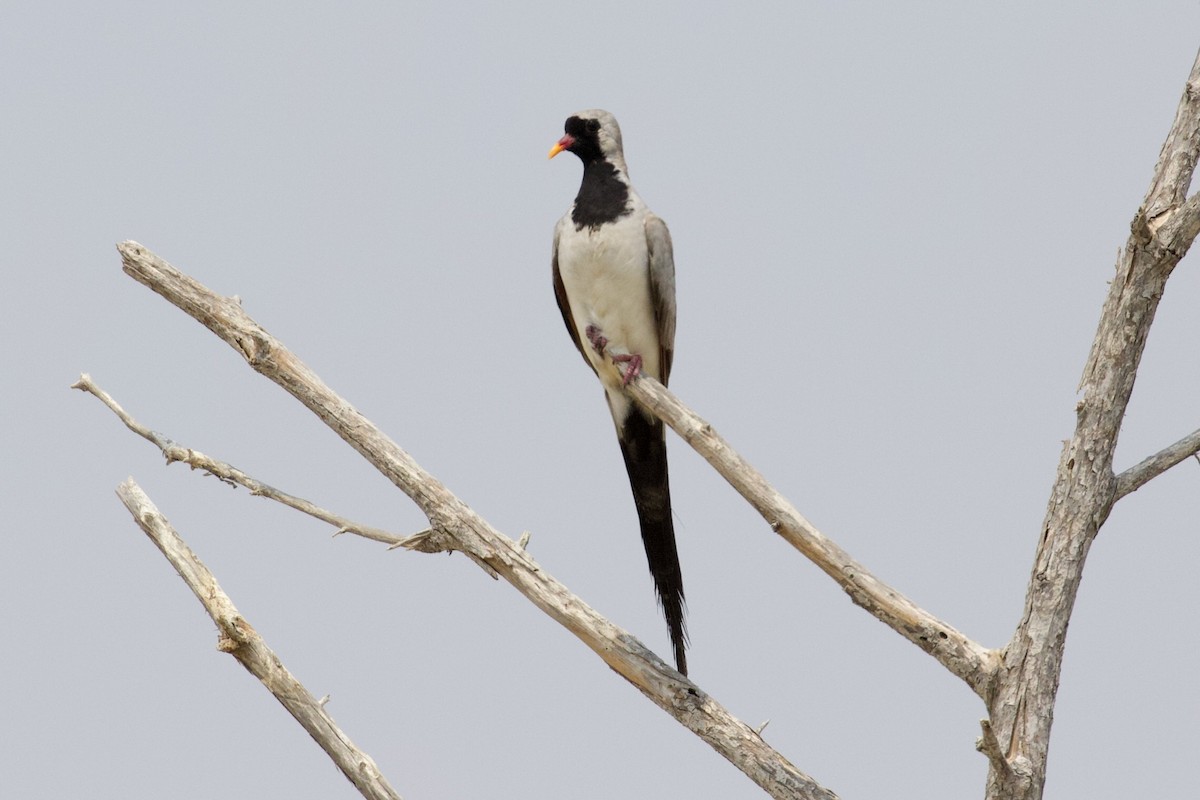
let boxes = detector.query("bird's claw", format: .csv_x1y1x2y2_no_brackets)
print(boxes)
586,324,641,385
611,353,643,385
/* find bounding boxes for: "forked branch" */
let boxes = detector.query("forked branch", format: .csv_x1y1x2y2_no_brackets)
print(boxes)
984,48,1200,800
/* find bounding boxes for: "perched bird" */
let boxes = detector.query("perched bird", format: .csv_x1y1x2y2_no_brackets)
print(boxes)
548,109,688,675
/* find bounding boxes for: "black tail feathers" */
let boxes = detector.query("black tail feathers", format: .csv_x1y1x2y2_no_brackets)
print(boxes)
616,406,688,675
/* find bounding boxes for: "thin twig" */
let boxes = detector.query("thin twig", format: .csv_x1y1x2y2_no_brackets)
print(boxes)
115,478,404,800
73,373,403,546
1115,427,1200,499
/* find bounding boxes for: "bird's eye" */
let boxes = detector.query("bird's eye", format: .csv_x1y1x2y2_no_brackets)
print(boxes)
586,119,601,133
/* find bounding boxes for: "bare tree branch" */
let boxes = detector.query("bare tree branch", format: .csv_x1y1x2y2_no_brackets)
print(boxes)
115,478,404,800
1115,426,1200,499
987,49,1200,800
619,371,998,696
114,241,838,800
72,373,404,546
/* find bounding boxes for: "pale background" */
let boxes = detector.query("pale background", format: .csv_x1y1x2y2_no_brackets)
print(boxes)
4,3,1198,798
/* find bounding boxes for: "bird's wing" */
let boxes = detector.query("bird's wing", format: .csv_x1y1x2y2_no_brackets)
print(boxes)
552,219,596,375
645,212,677,385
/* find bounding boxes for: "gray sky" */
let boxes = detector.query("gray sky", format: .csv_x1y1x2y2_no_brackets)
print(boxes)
5,3,1199,798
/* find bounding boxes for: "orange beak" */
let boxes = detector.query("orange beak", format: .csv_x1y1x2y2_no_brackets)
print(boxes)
548,134,574,159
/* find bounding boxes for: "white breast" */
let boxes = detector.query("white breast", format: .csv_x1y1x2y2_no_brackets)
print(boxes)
557,209,662,394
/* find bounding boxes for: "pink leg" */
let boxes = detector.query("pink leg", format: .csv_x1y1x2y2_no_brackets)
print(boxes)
611,353,643,385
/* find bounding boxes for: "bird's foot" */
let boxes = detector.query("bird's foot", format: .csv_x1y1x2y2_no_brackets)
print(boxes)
585,324,608,355
611,353,643,385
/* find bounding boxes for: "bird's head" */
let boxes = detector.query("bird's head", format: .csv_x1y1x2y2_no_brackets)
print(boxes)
548,109,625,166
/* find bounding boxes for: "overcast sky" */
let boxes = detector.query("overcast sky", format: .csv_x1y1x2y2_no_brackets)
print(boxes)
5,3,1199,798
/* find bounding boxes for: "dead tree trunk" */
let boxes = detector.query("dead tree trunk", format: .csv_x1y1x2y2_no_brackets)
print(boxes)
979,51,1200,800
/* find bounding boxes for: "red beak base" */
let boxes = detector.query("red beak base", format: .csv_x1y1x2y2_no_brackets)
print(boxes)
548,134,575,159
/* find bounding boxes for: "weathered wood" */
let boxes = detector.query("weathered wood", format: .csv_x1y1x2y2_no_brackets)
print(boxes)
115,479,404,800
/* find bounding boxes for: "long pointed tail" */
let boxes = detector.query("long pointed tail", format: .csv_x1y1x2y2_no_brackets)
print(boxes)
615,404,688,675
